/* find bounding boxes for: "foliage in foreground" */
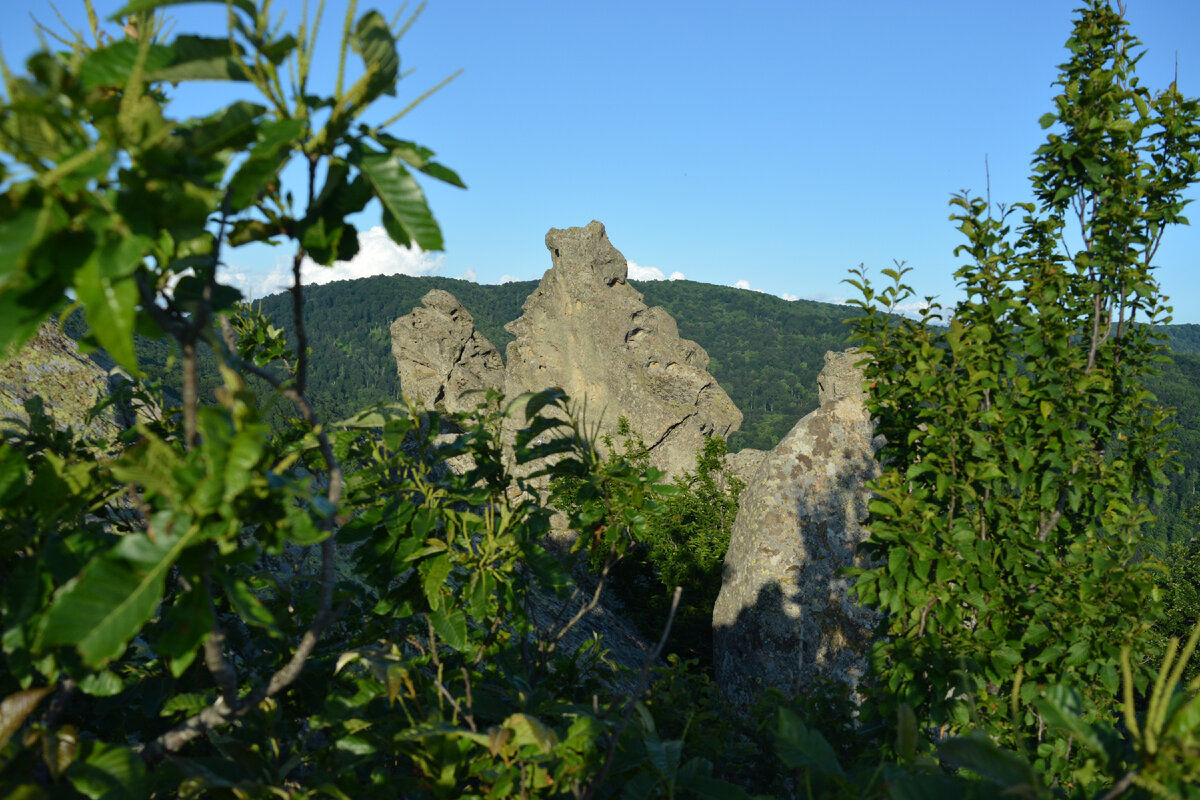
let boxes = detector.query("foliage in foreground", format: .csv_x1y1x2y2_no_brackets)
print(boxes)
1,0,1200,798
847,0,1200,792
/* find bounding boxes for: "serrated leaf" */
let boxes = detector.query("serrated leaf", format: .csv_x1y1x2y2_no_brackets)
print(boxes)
427,607,468,652
774,707,844,777
1036,684,1107,760
75,264,139,375
501,713,559,753
358,150,443,251
40,524,205,668
217,574,278,635
77,671,124,698
226,118,305,210
182,101,266,157
351,11,399,99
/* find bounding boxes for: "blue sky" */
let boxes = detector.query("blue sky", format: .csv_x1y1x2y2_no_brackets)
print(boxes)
4,1,1200,321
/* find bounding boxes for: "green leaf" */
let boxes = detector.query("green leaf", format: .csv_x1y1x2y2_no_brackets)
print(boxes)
110,0,256,20
501,713,560,754
147,35,251,83
226,118,305,211
40,521,205,668
182,101,266,156
1036,684,1108,761
1039,112,1057,129
79,40,174,90
427,607,468,652
75,261,139,375
937,732,1037,789
65,740,148,800
77,671,124,697
374,135,466,188
774,707,844,778
421,554,453,607
218,574,279,635
358,150,444,251
156,585,214,677
351,11,399,99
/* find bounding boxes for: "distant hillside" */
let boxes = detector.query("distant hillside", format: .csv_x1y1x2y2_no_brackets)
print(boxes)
1159,323,1200,355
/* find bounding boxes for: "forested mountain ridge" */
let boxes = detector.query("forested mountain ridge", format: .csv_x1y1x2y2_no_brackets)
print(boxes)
120,273,1199,543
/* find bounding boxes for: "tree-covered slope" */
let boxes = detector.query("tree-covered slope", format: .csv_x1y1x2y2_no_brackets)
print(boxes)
125,273,1198,543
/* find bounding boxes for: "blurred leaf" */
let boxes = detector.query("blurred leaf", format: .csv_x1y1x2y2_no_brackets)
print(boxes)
41,523,205,668
938,732,1038,790
65,740,149,800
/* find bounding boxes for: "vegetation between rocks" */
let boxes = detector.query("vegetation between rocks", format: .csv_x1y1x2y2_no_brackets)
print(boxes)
2,1,1199,798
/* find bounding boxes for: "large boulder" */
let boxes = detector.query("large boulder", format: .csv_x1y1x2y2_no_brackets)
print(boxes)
712,349,880,708
504,221,742,479
390,289,505,415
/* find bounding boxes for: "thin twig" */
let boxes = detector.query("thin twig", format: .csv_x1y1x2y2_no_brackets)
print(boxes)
581,586,682,800
539,545,622,668
1098,771,1137,800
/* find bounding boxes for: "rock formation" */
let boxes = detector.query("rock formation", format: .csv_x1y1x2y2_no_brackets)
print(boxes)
0,321,149,442
712,349,880,708
390,289,505,415
503,221,742,479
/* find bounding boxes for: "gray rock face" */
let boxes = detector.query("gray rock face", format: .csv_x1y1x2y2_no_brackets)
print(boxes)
723,448,767,487
504,221,742,479
390,289,505,415
0,322,151,442
712,348,879,708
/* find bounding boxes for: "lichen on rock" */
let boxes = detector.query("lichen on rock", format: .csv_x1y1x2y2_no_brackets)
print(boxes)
503,221,742,480
712,348,880,708
389,288,505,416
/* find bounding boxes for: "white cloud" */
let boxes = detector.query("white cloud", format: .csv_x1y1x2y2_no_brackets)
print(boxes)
625,261,686,281
804,292,849,305
627,260,665,280
242,226,446,298
734,279,752,291
498,274,521,284
781,292,798,301
459,267,478,282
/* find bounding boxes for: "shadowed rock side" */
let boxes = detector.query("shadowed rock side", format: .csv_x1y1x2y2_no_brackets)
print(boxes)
0,322,149,441
712,349,880,708
503,221,742,479
390,289,505,415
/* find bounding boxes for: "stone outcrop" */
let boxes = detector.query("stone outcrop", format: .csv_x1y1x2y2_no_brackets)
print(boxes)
723,448,767,488
503,221,742,479
0,322,150,442
390,289,505,415
712,349,879,708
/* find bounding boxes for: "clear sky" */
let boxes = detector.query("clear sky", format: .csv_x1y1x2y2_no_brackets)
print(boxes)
4,1,1200,321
